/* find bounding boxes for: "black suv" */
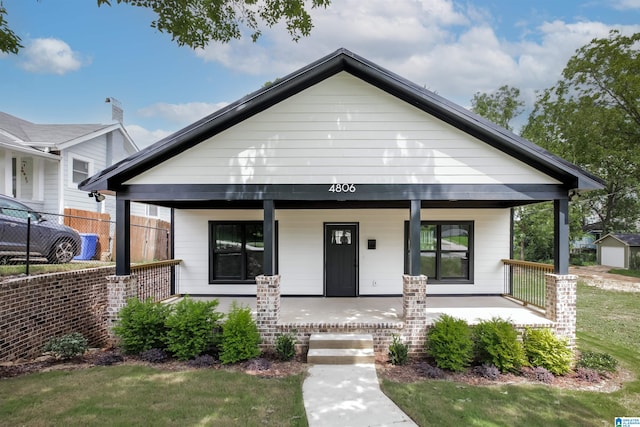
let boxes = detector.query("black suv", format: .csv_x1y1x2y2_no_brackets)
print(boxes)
0,195,81,263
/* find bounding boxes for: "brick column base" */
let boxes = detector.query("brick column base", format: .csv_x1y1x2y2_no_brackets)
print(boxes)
256,275,281,351
106,275,138,343
402,274,428,355
545,273,577,349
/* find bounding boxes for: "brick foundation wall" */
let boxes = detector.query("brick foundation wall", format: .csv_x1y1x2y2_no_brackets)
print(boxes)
255,274,431,358
105,275,138,343
545,273,578,348
256,275,281,351
0,266,115,362
402,274,428,355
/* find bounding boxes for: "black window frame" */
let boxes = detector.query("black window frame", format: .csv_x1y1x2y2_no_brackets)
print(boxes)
208,220,277,284
404,220,474,284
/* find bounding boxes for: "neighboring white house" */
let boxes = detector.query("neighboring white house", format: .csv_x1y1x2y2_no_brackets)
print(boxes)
0,112,166,220
80,49,604,296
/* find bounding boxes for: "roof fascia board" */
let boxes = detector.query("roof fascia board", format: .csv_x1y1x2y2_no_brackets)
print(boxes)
594,233,627,245
339,53,603,190
56,123,122,150
0,141,60,159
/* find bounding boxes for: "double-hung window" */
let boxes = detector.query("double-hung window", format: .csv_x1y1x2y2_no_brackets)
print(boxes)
70,157,91,185
405,221,473,283
209,221,275,283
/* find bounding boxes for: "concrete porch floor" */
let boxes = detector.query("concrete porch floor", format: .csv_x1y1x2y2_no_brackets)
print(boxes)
189,295,552,326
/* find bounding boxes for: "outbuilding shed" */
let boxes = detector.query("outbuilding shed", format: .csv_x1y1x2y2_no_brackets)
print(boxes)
595,233,640,269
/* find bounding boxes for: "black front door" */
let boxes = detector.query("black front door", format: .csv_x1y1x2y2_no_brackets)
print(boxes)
325,223,358,297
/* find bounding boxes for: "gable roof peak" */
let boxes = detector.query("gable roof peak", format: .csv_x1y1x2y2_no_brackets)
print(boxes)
78,48,605,193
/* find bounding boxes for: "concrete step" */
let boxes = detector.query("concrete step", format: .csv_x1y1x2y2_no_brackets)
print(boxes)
307,348,375,365
308,333,374,350
307,333,375,365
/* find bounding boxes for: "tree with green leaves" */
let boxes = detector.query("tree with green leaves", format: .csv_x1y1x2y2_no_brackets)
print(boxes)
0,0,331,54
470,85,552,261
0,4,20,54
471,85,524,131
523,30,640,235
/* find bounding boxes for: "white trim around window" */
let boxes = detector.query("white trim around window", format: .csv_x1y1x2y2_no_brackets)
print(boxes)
68,154,93,187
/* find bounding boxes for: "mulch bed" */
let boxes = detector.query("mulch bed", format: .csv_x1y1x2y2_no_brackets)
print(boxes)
1,349,631,394
0,348,307,380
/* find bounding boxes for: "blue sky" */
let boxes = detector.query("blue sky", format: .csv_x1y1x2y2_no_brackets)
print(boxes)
1,0,639,147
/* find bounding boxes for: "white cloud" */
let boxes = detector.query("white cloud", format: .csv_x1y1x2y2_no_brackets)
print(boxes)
125,124,173,149
19,38,86,74
137,101,228,125
612,0,640,10
194,0,640,110
129,101,230,148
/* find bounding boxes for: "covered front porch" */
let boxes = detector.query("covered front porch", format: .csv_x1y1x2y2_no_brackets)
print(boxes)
190,274,572,355
208,295,551,327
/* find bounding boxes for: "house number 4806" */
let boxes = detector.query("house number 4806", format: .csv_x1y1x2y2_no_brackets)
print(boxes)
329,184,356,193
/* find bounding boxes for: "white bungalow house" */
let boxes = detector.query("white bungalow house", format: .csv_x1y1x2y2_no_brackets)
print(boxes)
0,111,136,215
0,111,171,222
80,49,603,352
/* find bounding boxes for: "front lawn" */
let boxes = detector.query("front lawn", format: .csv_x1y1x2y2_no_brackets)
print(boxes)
381,282,640,426
0,366,307,427
1,282,638,426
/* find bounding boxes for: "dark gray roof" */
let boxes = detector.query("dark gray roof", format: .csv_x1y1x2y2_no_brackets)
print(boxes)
597,233,640,246
79,48,605,192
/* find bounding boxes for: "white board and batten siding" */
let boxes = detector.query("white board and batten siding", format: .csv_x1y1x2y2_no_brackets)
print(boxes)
125,73,561,187
174,208,511,296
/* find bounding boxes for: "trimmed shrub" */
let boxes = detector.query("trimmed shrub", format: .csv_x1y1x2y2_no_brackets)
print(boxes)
415,362,446,379
93,351,124,366
113,298,171,354
522,328,572,375
43,332,88,359
522,366,554,384
187,354,218,368
219,302,261,364
576,351,618,373
275,332,297,361
388,334,409,366
574,367,601,383
245,357,272,371
473,363,501,380
164,297,223,361
425,315,473,372
473,318,526,373
139,348,169,363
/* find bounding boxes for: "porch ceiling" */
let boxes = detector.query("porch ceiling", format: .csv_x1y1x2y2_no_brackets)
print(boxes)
132,199,542,210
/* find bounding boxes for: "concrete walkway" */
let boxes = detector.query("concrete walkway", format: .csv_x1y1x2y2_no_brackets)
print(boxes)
303,363,417,427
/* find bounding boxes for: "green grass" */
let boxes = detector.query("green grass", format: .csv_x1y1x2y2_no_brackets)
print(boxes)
0,366,307,427
608,268,640,278
0,261,112,277
2,282,638,426
382,282,640,426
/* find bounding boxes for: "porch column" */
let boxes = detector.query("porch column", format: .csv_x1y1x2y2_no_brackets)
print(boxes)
554,198,570,275
402,274,428,355
263,199,275,276
256,274,280,351
106,274,138,342
410,199,422,276
115,197,131,276
545,273,577,349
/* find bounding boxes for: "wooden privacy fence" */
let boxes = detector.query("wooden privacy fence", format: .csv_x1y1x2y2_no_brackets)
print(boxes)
64,209,111,258
64,208,171,262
